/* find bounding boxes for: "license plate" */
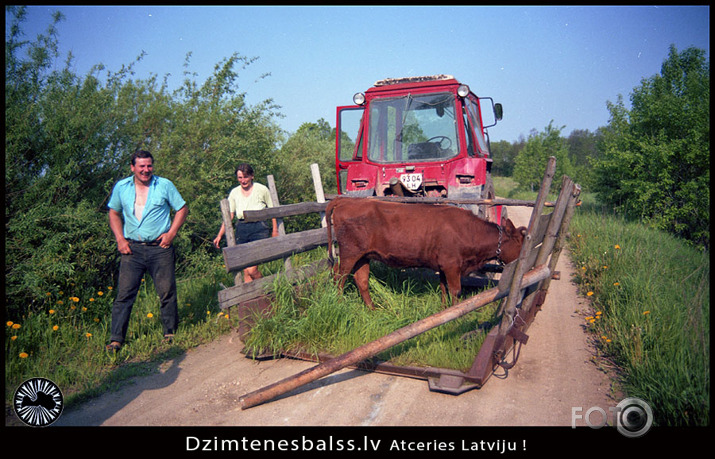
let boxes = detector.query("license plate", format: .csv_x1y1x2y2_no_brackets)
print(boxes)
400,173,423,191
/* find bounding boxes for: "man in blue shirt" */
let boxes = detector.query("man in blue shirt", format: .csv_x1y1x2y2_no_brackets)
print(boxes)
106,150,188,351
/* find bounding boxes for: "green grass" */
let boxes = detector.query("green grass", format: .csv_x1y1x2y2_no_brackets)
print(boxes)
242,255,499,371
5,258,239,412
569,205,709,426
497,174,709,426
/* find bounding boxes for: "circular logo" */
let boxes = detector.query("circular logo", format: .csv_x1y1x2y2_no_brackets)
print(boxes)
615,397,653,438
13,378,64,427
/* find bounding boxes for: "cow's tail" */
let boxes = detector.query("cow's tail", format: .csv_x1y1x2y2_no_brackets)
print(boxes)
325,198,337,267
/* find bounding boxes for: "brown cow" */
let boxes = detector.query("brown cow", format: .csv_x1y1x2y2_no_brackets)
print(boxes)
326,197,527,309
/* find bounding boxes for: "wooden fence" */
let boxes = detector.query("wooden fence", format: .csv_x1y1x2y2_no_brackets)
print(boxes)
217,163,556,312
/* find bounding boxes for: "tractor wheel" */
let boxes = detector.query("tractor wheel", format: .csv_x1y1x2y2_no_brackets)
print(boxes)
481,172,499,224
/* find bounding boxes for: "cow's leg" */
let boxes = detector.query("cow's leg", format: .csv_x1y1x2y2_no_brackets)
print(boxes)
443,268,463,307
437,271,450,306
352,258,374,309
334,251,358,291
332,255,343,283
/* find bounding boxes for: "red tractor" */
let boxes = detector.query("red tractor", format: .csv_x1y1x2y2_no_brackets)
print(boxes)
334,74,505,223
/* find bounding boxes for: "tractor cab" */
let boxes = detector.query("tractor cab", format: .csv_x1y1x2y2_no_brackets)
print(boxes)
335,74,503,221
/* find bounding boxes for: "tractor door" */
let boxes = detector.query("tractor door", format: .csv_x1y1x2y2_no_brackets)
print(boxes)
335,105,365,194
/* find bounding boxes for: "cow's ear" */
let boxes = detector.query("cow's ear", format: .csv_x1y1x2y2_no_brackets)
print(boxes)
504,218,516,232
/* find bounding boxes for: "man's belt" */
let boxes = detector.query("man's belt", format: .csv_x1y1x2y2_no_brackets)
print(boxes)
127,239,160,246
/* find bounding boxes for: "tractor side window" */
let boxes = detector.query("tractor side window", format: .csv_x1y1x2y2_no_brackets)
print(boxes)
338,107,365,161
463,108,475,157
465,98,490,154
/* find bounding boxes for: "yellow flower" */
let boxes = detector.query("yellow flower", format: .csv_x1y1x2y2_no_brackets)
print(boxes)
147,313,154,318
587,291,594,296
89,298,95,302
606,339,612,343
57,300,64,305
46,292,52,296
643,310,651,316
97,291,104,296
19,352,29,358
614,245,621,250
59,291,64,295
603,266,608,270
86,333,92,338
53,325,59,331
585,316,594,321
49,309,56,314
581,266,586,271
72,296,80,303
206,310,211,315
82,307,88,312
70,305,76,310
12,323,21,330
595,311,602,316
601,335,608,340
11,336,17,341
613,282,620,286
6,321,13,327
93,318,100,323
107,286,113,290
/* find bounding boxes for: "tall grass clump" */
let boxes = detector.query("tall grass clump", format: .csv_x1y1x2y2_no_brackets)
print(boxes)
569,204,709,426
242,260,499,371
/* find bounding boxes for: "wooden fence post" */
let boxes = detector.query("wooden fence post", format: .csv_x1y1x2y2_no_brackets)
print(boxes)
220,198,242,286
311,163,327,228
267,174,292,272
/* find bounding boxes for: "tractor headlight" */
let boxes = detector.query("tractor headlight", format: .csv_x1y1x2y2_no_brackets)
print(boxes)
353,92,366,105
457,85,470,98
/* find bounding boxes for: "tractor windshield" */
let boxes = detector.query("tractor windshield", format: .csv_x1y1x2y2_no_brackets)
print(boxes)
366,92,459,164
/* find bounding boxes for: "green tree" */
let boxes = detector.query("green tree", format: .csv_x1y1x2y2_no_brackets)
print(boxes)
155,52,284,252
490,137,524,176
275,119,336,232
594,45,709,248
512,121,573,192
5,7,122,314
566,128,602,191
4,7,285,317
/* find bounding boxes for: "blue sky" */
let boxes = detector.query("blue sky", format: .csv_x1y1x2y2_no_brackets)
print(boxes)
10,5,710,143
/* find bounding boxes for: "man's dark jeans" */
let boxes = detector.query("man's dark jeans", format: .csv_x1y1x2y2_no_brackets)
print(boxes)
110,243,178,344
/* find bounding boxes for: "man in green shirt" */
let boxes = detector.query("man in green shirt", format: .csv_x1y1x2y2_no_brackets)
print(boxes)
213,164,278,282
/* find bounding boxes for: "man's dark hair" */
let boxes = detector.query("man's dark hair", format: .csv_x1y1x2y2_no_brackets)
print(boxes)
131,150,154,166
235,163,255,177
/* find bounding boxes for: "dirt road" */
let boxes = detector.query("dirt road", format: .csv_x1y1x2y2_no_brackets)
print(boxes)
54,205,615,427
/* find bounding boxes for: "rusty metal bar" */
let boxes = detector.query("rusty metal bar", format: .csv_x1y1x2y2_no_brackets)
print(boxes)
322,194,557,208
238,264,551,410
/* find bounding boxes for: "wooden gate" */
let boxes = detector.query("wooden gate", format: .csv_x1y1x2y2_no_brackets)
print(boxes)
216,158,581,408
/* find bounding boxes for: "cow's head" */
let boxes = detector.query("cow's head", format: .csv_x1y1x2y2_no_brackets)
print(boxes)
498,218,527,264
